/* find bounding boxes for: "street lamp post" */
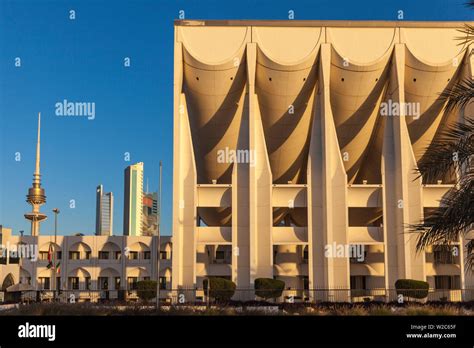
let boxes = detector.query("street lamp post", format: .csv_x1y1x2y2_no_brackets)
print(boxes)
52,208,60,299
156,161,162,311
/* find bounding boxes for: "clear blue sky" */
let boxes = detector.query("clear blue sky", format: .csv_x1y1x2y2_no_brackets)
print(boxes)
0,0,472,237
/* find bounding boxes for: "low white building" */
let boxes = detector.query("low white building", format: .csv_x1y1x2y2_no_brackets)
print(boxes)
0,225,172,302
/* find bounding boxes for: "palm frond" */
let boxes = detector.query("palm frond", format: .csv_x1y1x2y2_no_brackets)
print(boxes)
416,118,474,183
414,178,474,251
440,78,474,114
455,24,474,48
466,239,474,271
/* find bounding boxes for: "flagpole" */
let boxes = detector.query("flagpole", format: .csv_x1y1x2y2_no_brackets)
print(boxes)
156,161,162,310
52,208,60,299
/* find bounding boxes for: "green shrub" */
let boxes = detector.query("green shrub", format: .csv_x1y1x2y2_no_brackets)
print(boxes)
254,278,285,300
395,279,429,299
137,280,158,302
203,277,236,302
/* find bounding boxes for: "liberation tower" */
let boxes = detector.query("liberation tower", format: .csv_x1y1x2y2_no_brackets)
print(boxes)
24,112,47,236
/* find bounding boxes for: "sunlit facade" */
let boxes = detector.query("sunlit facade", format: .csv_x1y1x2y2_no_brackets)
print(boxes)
172,20,474,301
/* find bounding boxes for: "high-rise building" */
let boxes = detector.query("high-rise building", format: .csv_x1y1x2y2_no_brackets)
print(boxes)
24,113,47,236
124,162,144,236
95,185,114,236
172,20,473,300
142,192,158,236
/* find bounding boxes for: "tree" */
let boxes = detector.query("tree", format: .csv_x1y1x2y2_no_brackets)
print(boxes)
203,277,236,302
254,278,285,301
137,280,157,303
395,279,429,300
413,2,473,270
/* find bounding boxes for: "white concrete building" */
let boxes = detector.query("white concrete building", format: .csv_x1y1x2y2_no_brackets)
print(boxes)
172,20,474,302
0,226,172,302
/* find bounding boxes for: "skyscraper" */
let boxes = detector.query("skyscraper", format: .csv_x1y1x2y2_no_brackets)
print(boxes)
142,192,158,236
123,162,144,236
95,185,114,236
142,161,162,236
24,113,47,236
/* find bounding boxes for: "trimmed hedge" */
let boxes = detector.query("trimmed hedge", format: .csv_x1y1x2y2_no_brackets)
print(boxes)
395,279,429,299
254,278,285,300
203,277,236,301
137,280,158,302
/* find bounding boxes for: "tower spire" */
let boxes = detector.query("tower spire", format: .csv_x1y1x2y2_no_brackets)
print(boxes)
25,112,47,236
34,112,41,179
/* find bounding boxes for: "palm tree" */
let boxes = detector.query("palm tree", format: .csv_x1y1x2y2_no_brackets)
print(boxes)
413,2,474,270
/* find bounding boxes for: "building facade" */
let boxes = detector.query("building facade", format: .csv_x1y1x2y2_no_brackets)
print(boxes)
0,225,172,302
95,185,114,236
172,20,474,301
142,192,158,236
124,163,144,236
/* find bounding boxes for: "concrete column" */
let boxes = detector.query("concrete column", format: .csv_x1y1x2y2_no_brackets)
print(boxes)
308,43,350,300
171,41,198,292
382,43,425,288
230,44,252,292
248,42,273,284
460,46,474,296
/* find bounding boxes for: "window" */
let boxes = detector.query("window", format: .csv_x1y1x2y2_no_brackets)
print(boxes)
143,251,151,260
127,277,138,290
435,276,460,290
98,251,109,260
160,251,167,260
143,276,150,281
434,246,455,265
39,251,49,260
85,277,91,290
69,251,80,260
114,251,121,260
302,248,308,263
8,252,19,264
56,277,61,291
216,251,225,260
159,277,167,290
56,251,62,260
302,276,309,290
39,277,50,290
98,277,109,290
128,251,138,260
85,251,91,260
350,276,366,290
69,277,79,290
349,245,367,263
114,277,121,290
350,253,367,264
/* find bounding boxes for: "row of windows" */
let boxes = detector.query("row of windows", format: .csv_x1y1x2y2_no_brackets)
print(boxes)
38,251,171,261
37,276,169,291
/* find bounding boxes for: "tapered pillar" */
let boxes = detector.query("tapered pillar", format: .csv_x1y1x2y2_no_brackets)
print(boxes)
248,42,274,283
308,43,350,299
382,43,425,288
172,41,197,291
